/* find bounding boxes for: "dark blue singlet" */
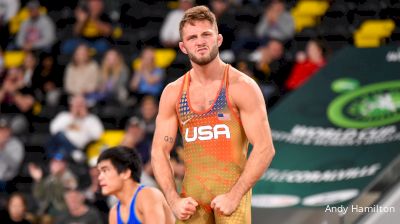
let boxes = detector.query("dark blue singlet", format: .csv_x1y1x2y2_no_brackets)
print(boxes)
117,185,145,224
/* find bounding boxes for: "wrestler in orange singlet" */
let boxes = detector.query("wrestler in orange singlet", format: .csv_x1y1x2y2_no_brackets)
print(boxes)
151,6,275,224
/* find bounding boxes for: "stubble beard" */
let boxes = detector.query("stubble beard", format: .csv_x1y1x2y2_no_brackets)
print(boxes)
188,44,219,66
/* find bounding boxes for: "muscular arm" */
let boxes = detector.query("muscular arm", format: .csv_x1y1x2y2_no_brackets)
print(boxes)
229,75,275,202
139,188,175,224
151,83,180,205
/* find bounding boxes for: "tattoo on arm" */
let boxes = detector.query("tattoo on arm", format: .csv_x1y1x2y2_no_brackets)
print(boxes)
164,136,174,144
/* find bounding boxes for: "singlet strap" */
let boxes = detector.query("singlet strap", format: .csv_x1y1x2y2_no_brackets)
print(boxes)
131,185,145,212
223,64,230,89
116,185,146,224
117,201,123,224
182,71,190,94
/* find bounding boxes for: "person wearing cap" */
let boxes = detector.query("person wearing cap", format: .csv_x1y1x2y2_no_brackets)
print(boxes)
15,0,55,52
0,117,25,192
121,116,157,188
28,153,78,217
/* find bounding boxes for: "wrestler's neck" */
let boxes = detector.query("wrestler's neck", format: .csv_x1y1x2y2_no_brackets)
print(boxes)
115,181,140,206
191,57,226,85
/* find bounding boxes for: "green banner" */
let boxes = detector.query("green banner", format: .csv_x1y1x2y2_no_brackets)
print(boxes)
252,45,400,208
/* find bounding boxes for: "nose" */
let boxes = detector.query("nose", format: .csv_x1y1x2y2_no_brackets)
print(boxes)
195,37,207,47
98,172,104,182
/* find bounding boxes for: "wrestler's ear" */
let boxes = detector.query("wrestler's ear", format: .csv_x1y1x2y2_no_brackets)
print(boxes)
121,169,131,180
217,34,223,47
179,42,188,55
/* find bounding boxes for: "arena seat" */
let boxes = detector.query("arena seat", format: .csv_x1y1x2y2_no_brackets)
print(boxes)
291,0,329,32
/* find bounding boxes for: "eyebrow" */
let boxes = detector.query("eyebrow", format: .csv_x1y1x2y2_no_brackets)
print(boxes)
98,165,108,170
186,34,197,40
186,31,213,39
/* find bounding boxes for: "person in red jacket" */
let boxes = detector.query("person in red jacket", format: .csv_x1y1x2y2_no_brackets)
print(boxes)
285,39,327,91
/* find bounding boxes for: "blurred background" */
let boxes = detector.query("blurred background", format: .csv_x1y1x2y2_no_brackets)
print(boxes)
0,0,399,223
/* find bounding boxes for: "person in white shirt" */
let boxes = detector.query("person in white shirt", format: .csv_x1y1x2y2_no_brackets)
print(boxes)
47,95,104,160
160,0,194,48
0,0,20,24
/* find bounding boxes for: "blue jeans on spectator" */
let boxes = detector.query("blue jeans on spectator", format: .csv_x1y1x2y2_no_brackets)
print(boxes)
61,37,110,55
46,132,77,158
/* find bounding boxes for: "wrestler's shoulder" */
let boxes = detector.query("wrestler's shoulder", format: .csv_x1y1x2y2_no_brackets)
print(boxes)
163,75,185,93
228,66,259,89
137,186,167,203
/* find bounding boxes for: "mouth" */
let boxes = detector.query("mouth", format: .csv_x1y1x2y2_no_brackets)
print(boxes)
197,47,208,53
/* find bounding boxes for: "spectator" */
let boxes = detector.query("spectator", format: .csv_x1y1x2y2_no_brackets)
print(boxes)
0,67,35,114
160,0,194,48
22,52,37,88
64,44,100,102
32,53,63,106
255,0,294,42
0,117,24,192
15,0,56,52
0,67,35,135
0,192,32,224
121,116,149,165
0,0,19,24
82,165,109,221
28,153,78,217
97,48,129,104
251,39,285,82
120,116,156,187
285,39,327,91
56,189,103,224
130,47,165,98
62,0,112,54
0,0,20,49
48,95,104,158
138,96,158,142
210,0,237,51
249,39,291,105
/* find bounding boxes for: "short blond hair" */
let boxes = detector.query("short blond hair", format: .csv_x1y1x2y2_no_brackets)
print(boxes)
179,6,218,40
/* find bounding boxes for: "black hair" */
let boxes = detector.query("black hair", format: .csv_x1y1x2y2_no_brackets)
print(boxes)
7,192,27,209
97,146,142,182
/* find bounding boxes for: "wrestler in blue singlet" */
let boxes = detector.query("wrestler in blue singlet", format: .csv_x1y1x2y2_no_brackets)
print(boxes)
116,185,145,224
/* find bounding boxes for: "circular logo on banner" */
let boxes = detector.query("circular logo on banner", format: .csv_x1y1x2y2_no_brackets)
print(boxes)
328,80,400,128
252,194,300,208
302,189,359,206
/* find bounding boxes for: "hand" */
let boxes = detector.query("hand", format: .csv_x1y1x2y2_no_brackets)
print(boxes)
3,79,18,93
210,192,241,216
28,163,43,182
296,51,307,63
68,122,81,130
171,197,198,220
